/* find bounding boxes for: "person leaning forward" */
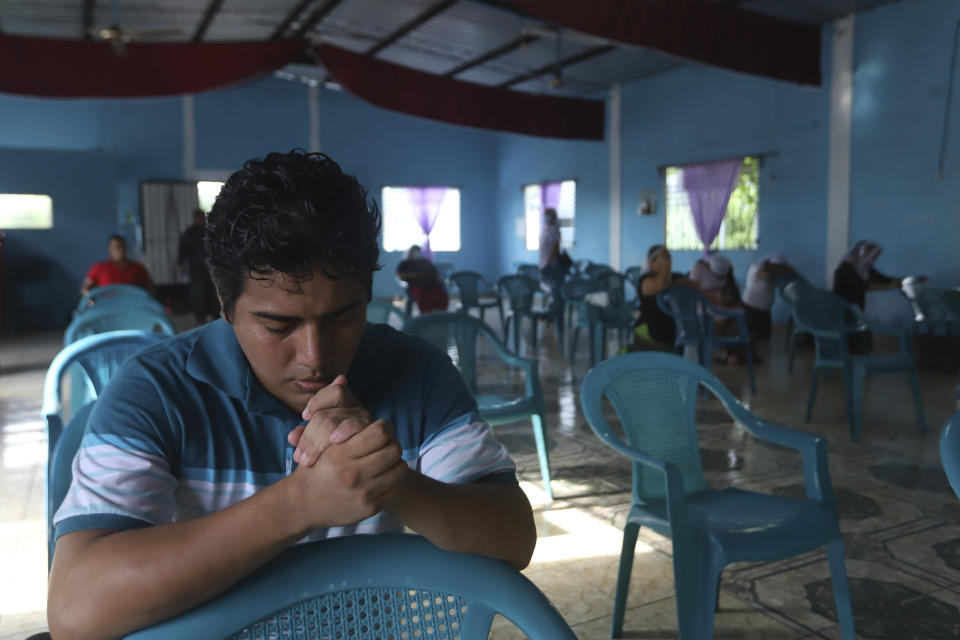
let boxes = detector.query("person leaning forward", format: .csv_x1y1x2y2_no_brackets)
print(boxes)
47,151,536,640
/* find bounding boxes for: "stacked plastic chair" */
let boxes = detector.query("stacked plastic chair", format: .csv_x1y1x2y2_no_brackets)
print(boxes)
75,283,154,313
792,290,925,441
497,275,558,354
580,352,855,639
123,534,575,639
561,278,603,365
43,330,169,565
448,270,504,331
657,287,756,393
405,312,554,500
366,298,410,331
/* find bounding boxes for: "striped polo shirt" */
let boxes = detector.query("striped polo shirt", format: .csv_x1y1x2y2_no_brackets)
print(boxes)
54,319,516,541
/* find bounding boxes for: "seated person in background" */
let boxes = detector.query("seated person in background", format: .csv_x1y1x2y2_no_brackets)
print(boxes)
688,252,741,308
833,240,902,310
47,151,535,640
688,252,748,364
80,234,155,297
396,245,449,313
741,253,795,340
632,244,698,351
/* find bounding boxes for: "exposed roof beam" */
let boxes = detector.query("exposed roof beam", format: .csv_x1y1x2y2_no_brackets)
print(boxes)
82,0,95,40
443,33,539,77
192,0,226,42
366,0,458,57
289,0,345,40
270,0,313,40
497,44,616,89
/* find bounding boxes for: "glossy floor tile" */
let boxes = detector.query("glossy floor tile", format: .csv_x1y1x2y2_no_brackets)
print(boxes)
2,320,958,639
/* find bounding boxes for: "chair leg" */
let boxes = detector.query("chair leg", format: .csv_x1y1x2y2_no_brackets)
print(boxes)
909,367,927,430
826,537,857,640
531,316,539,350
592,326,604,365
512,316,521,354
569,327,580,366
788,329,798,373
498,302,506,340
611,521,641,638
785,317,793,349
806,368,820,423
673,536,721,640
744,342,757,394
847,364,864,442
530,413,553,501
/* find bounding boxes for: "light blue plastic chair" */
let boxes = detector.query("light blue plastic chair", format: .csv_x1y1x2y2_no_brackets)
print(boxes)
941,412,960,499
657,287,757,393
902,279,960,335
561,278,602,365
64,303,176,345
366,298,410,331
124,533,575,639
516,263,541,282
75,284,153,312
43,330,169,565
580,352,855,640
624,265,644,305
434,261,456,284
779,278,819,373
405,312,554,500
793,293,926,441
497,275,558,354
593,270,635,359
449,270,504,331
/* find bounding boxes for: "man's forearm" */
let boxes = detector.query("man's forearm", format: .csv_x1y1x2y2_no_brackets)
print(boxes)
48,477,310,640
382,472,536,570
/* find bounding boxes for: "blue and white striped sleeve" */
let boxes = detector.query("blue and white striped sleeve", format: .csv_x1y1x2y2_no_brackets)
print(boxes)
53,362,178,539
415,355,517,485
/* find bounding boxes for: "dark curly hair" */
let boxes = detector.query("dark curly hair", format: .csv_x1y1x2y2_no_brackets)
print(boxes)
205,150,381,319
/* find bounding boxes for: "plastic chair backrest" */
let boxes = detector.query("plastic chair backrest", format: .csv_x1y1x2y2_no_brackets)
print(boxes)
449,271,485,308
657,286,707,345
585,263,613,279
366,299,409,331
404,312,509,394
64,304,176,345
780,278,817,304
904,282,960,331
792,292,854,361
48,401,95,564
516,264,541,282
941,412,960,500
597,270,628,308
125,534,576,640
76,284,152,311
624,266,644,289
434,261,456,283
498,275,537,313
580,352,715,502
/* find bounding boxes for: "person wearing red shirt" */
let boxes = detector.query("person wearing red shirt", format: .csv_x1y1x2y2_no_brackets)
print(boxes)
81,234,155,297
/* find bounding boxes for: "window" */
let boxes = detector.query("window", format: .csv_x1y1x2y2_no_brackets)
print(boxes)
524,180,576,251
381,186,461,253
665,156,759,251
197,181,224,213
0,194,53,229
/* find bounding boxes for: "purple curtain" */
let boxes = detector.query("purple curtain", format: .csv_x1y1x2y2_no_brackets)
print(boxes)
540,181,562,227
682,158,743,253
406,187,449,262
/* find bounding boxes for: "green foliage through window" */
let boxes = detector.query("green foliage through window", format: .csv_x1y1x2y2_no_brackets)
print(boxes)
665,156,759,251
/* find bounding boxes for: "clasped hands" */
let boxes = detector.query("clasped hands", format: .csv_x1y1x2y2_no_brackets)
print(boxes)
286,375,408,528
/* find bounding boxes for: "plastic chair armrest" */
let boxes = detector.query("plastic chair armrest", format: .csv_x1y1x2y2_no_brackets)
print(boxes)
705,303,745,319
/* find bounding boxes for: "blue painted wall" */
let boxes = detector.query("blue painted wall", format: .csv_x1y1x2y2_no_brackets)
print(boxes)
849,0,960,289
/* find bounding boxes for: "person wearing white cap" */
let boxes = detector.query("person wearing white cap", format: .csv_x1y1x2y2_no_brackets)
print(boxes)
742,253,795,339
688,252,741,308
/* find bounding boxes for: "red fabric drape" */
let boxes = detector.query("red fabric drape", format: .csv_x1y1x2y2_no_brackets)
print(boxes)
507,0,821,87
0,34,305,97
313,44,605,141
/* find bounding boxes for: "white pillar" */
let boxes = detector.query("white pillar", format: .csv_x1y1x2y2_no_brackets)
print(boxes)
609,83,622,271
308,84,321,153
826,15,855,287
182,95,196,180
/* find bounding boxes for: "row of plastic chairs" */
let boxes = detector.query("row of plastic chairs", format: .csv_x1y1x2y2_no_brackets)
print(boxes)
67,284,175,346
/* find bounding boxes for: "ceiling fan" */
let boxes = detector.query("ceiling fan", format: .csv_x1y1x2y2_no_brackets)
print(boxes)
87,1,186,55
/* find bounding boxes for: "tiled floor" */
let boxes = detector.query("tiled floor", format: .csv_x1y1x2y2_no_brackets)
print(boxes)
1,317,958,639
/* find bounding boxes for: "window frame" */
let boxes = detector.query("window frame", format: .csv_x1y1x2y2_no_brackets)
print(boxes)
522,178,577,252
663,156,760,252
380,184,463,254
